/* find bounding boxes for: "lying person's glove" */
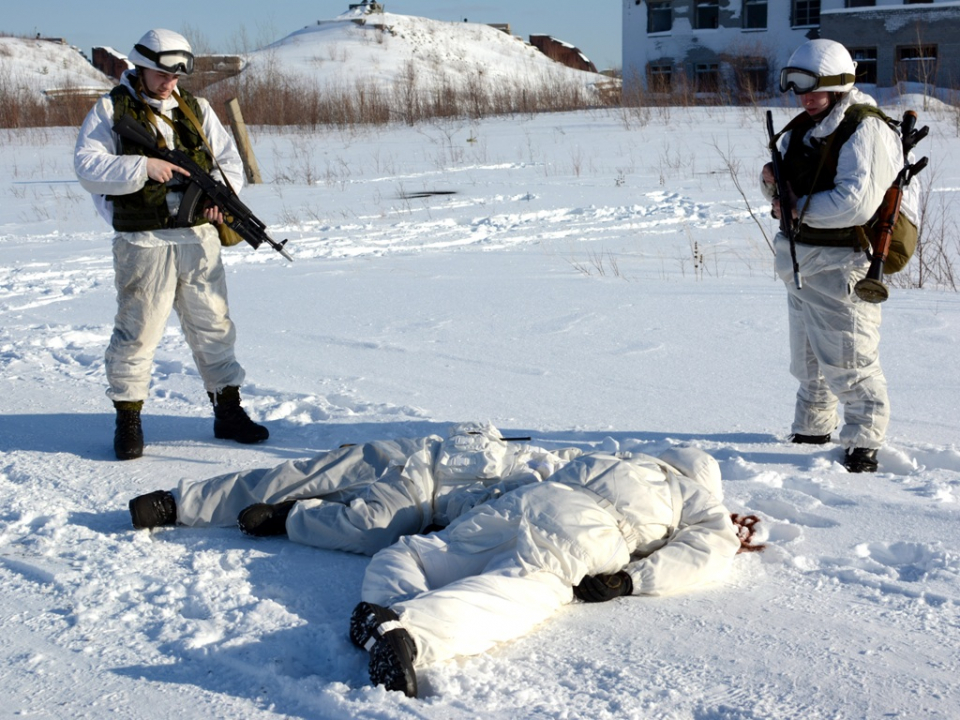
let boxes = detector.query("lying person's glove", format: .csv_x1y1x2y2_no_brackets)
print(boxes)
573,571,633,603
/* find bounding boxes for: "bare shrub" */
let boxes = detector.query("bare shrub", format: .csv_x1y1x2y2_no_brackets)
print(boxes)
567,248,627,280
0,72,101,128
396,60,423,125
201,57,615,128
712,138,774,255
890,166,959,292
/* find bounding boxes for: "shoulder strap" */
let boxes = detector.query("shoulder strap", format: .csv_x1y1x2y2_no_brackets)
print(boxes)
128,75,172,149
843,103,897,131
172,90,239,195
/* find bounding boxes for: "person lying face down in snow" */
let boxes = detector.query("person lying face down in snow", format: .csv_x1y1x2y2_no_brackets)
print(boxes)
350,447,758,698
127,422,581,556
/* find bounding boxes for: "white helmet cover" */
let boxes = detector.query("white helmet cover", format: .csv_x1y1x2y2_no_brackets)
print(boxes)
785,39,857,93
128,29,194,76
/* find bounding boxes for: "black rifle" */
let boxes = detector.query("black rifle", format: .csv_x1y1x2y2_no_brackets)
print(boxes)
112,114,292,261
766,111,801,289
853,111,928,303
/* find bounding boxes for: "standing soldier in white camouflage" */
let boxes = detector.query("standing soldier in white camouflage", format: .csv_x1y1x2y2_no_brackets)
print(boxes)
75,29,268,460
761,39,918,473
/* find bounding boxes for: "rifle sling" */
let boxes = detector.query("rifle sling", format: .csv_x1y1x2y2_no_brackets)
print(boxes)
133,82,240,216
173,91,240,198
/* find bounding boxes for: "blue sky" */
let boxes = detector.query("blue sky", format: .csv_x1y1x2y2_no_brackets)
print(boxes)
4,1,623,71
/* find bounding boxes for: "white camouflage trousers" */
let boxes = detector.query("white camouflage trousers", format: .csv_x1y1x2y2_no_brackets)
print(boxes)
175,437,437,555
777,237,889,450
105,228,244,402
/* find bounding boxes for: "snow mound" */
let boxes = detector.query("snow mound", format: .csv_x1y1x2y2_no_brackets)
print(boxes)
0,36,113,97
237,11,610,93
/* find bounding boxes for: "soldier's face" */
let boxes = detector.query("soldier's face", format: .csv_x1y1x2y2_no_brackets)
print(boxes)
141,68,179,100
798,91,832,118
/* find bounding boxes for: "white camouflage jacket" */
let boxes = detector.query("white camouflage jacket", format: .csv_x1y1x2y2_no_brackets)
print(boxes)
445,448,740,597
761,87,918,232
73,69,243,244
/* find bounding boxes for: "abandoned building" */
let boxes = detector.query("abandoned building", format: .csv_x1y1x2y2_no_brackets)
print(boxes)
622,0,960,97
529,36,599,74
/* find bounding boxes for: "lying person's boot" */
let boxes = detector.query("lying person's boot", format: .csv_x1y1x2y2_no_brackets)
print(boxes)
790,433,832,445
844,447,879,473
114,401,144,460
237,500,295,537
208,386,269,444
129,490,177,529
350,602,418,698
350,601,396,649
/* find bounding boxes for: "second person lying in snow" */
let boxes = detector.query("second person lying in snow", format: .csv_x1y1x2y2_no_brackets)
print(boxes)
351,447,744,698
128,422,579,554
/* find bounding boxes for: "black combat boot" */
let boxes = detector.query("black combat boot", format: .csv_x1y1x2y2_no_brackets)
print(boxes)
350,602,418,697
114,400,144,460
844,448,879,473
791,433,832,445
129,490,177,529
208,386,269,444
237,500,295,536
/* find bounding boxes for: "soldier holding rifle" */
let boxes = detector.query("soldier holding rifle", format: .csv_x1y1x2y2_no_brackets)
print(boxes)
760,39,919,473
75,29,270,460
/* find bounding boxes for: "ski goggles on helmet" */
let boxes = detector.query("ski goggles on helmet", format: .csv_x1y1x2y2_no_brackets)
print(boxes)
779,67,854,94
134,44,195,75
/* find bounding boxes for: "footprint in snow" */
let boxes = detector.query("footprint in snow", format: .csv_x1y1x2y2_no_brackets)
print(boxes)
748,497,839,529
853,541,960,583
780,476,854,507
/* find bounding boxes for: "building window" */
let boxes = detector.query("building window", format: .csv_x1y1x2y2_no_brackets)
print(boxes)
743,0,768,29
845,0,874,7
897,45,938,83
647,63,673,91
904,0,933,4
695,63,721,93
694,0,720,30
647,1,673,34
851,48,877,84
732,58,769,96
792,0,820,26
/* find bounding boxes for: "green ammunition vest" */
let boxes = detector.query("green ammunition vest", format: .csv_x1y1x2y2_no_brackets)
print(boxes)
781,104,898,247
108,83,212,232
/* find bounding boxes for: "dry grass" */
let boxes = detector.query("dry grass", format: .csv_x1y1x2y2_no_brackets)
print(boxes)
0,60,618,129
198,63,618,128
0,76,97,128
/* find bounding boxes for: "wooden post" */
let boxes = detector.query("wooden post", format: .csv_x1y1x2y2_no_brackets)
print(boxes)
225,98,262,185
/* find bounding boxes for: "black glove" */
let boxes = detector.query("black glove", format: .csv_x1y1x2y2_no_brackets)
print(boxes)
573,571,633,603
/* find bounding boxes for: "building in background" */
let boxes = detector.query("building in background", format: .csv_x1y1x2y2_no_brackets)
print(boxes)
622,0,960,99
529,35,599,73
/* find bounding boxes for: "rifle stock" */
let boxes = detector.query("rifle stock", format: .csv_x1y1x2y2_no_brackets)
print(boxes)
854,111,927,303
112,114,292,261
766,111,801,289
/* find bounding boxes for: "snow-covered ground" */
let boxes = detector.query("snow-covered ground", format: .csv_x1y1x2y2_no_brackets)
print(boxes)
2,10,960,720
3,98,959,719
